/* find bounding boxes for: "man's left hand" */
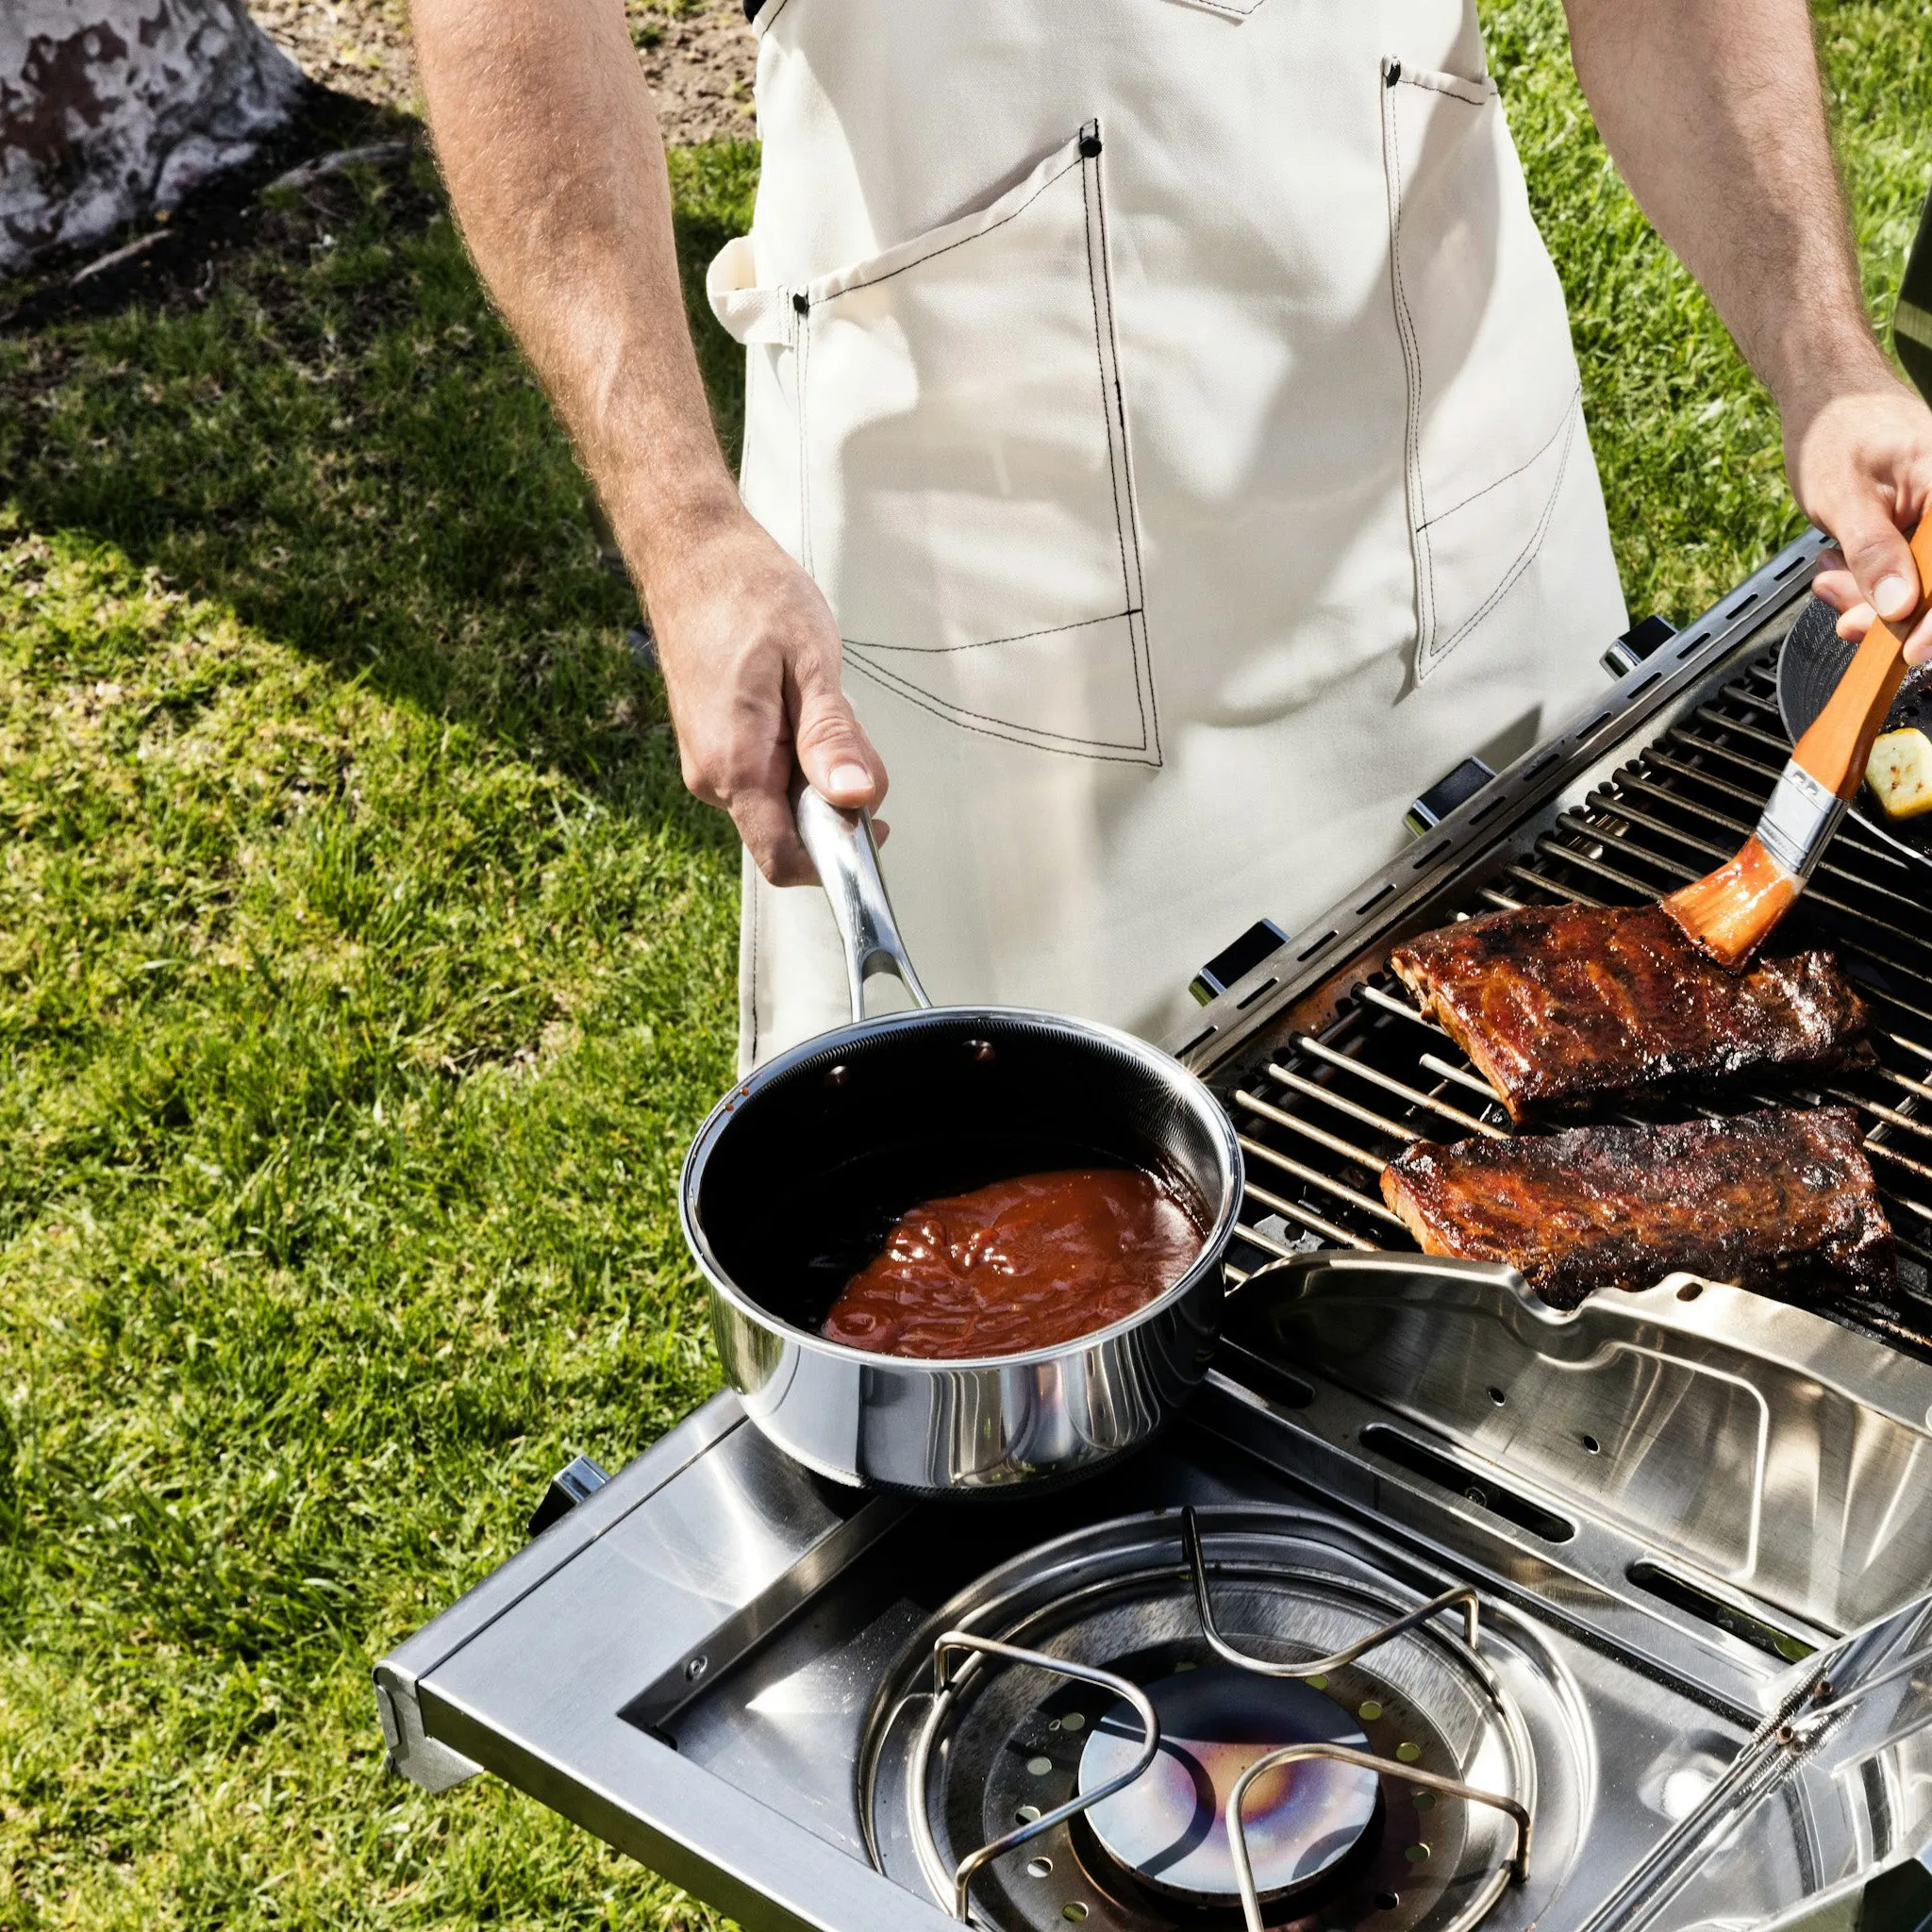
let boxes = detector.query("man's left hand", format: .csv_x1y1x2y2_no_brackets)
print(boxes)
1791,369,1932,666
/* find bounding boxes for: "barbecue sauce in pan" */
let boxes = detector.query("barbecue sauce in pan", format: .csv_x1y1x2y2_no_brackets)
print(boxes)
821,1168,1205,1359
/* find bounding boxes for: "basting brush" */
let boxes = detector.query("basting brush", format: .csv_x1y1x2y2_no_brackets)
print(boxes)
1665,518,1932,970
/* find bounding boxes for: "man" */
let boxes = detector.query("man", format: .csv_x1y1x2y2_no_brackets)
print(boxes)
413,0,1932,1072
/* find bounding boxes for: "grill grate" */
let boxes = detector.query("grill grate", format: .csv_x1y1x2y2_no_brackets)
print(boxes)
1220,645,1932,1349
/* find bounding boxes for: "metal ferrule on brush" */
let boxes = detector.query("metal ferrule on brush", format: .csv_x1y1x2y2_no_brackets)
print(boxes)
1754,760,1851,882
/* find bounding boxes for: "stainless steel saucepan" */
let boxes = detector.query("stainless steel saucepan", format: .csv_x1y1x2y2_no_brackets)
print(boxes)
679,790,1243,1496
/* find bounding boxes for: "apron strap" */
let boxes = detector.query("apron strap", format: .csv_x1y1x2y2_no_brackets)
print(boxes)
706,235,800,347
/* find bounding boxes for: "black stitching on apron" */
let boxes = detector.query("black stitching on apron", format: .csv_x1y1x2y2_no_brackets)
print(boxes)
792,127,1159,764
745,849,760,1068
1419,384,1580,530
1382,57,1436,666
845,610,1141,655
797,300,812,579
812,148,1084,303
1082,136,1144,756
843,652,1169,763
1433,398,1581,660
1086,123,1161,766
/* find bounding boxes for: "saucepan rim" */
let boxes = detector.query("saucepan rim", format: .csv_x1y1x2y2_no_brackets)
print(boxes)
679,1002,1244,1374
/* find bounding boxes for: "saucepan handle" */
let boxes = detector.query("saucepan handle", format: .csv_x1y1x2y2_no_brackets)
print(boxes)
795,787,933,1021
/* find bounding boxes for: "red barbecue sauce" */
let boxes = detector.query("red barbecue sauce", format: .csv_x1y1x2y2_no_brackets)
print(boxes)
821,1168,1205,1360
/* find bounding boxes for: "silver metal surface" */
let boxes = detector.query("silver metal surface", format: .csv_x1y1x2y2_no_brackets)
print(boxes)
794,789,932,1019
384,1401,959,1931
1577,1589,1932,1932
373,1336,1869,1932
1752,758,1850,882
1230,1252,1932,1638
686,788,1246,1495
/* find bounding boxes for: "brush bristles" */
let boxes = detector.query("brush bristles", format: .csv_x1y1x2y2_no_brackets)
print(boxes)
1662,836,1802,970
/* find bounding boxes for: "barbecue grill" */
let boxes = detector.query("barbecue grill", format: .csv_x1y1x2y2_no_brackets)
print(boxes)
1174,525,1932,1351
375,530,1932,1932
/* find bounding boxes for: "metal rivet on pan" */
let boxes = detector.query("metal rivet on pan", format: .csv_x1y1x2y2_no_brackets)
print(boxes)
824,1064,849,1089
1015,1805,1042,1824
685,1655,708,1683
1026,1756,1053,1775
1060,1711,1085,1732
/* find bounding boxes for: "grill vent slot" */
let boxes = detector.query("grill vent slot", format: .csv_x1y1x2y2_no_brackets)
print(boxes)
1625,1562,1814,1662
1359,1425,1575,1543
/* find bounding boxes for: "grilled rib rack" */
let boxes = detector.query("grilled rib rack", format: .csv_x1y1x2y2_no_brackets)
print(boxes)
1174,531,1932,1350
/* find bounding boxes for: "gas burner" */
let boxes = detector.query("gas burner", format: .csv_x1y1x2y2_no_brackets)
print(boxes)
1077,1664,1381,1907
862,1507,1540,1932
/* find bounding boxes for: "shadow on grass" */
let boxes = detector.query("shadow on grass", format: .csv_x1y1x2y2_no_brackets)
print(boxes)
0,85,757,840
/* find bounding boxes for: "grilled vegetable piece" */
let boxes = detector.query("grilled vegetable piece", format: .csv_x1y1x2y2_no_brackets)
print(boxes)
1379,1106,1895,1309
1866,727,1932,820
1390,901,1867,1123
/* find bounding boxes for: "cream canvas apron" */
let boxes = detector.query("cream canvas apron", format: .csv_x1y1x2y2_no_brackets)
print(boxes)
709,0,1628,1071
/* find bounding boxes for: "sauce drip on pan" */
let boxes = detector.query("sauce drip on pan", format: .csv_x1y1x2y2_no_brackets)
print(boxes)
821,1168,1204,1359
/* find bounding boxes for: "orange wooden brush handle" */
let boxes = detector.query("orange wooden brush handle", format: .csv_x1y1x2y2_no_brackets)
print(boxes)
1790,518,1932,801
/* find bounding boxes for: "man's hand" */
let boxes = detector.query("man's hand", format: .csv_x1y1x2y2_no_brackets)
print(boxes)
412,0,884,875
1788,375,1932,666
1565,0,1931,666
649,511,886,884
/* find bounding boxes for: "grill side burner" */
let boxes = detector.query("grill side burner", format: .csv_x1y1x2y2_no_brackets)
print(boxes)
870,1507,1545,1932
1173,533,1932,1346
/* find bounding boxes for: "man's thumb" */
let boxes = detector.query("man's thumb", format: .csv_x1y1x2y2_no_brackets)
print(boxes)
794,678,884,809
1830,498,1924,628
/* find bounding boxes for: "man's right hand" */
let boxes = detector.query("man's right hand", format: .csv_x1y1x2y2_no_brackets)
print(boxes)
647,509,888,885
411,0,882,885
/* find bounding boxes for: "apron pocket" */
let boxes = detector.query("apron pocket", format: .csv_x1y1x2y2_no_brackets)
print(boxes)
1380,57,1585,680
786,124,1158,764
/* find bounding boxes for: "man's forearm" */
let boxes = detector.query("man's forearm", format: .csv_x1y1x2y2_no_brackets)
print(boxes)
1566,0,1932,652
410,0,738,594
411,0,889,875
1564,0,1885,410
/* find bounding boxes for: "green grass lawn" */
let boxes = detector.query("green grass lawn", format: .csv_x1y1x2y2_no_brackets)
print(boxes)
0,6,1925,1926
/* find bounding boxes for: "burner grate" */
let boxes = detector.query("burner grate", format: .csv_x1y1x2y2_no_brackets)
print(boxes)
1220,648,1932,1345
897,1509,1530,1932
